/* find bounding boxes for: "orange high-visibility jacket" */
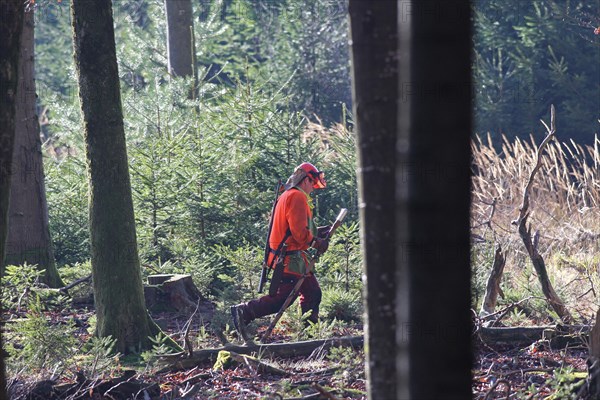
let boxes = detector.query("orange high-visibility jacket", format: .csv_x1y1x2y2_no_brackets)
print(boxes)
267,188,316,275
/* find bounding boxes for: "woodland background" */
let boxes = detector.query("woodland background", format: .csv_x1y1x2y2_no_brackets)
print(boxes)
2,0,600,399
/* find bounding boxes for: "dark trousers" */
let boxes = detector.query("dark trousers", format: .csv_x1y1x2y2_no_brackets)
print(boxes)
245,273,322,324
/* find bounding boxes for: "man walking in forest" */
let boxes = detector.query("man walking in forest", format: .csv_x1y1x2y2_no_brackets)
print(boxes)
231,162,330,338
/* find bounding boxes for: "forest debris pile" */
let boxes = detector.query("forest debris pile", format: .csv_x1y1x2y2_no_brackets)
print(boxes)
23,370,159,400
472,342,588,399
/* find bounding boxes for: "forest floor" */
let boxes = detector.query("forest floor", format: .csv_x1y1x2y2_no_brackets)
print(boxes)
5,305,367,400
471,337,589,399
8,302,593,399
148,310,367,399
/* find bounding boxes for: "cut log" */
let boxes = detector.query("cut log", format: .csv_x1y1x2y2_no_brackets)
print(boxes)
476,325,590,347
144,274,215,317
160,335,364,372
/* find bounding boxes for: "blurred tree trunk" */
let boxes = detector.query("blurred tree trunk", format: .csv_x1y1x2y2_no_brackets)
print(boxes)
0,0,25,396
164,0,198,94
71,0,157,354
350,0,472,398
348,1,398,399
397,0,473,398
5,8,63,287
589,312,600,396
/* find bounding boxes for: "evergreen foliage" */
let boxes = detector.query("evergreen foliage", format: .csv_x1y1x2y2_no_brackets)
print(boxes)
473,0,600,143
33,0,361,315
6,298,77,372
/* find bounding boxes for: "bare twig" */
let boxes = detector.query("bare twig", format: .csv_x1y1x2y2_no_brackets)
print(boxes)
17,286,30,312
182,300,202,358
512,105,557,227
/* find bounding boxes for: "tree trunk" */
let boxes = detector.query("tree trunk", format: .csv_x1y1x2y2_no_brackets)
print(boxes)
397,1,473,398
5,8,63,288
70,0,156,354
0,0,25,397
588,310,600,397
164,0,196,80
348,1,398,398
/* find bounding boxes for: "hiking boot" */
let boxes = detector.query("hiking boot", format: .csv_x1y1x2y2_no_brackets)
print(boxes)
231,304,252,342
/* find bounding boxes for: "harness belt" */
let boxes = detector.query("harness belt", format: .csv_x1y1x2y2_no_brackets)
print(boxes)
269,248,301,257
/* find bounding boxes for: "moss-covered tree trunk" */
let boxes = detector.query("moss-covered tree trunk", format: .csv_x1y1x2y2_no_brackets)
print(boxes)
348,1,398,399
70,0,155,354
396,0,473,398
0,0,25,395
5,8,63,288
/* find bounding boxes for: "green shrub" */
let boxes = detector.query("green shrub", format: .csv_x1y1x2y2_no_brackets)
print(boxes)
320,287,362,323
1,264,44,312
6,298,77,372
80,335,121,377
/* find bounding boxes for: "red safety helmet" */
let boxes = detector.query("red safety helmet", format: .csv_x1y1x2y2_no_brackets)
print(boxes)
299,162,326,189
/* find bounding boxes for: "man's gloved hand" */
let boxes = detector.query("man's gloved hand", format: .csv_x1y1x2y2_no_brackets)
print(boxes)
311,237,329,254
317,225,331,239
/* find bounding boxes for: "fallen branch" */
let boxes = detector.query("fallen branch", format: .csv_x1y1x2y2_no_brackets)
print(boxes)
228,351,289,376
58,274,92,293
477,324,590,347
160,335,364,372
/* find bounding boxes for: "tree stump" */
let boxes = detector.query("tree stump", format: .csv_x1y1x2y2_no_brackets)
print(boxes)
144,274,214,318
479,245,506,321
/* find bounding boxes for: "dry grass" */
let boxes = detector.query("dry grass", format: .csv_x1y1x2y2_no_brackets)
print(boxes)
471,133,600,321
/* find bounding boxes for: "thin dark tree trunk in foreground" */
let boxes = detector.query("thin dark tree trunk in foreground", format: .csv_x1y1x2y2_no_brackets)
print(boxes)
397,0,473,398
6,8,63,287
70,0,157,354
0,0,25,396
348,1,398,399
